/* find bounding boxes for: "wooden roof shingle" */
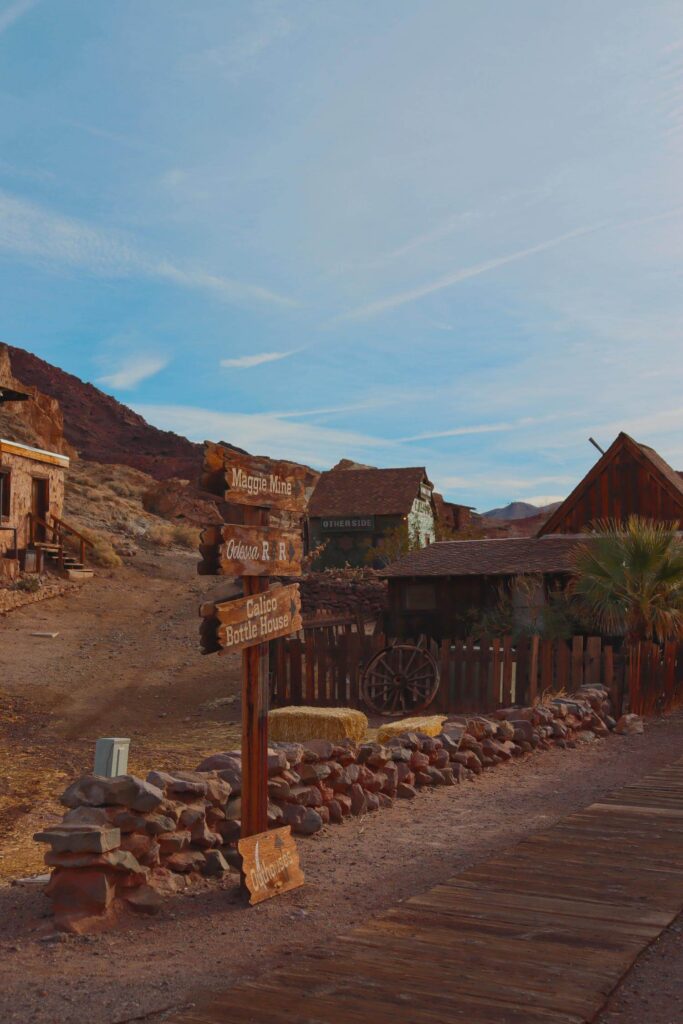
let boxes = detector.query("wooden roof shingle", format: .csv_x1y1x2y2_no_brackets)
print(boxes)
309,467,430,517
381,534,589,578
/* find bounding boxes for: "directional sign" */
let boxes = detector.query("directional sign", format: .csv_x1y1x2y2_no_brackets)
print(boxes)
238,826,304,905
201,443,309,513
198,524,303,577
208,583,302,655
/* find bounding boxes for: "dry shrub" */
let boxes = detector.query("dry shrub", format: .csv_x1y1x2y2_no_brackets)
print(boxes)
171,523,200,549
65,528,122,568
89,536,123,568
146,522,200,550
146,523,174,548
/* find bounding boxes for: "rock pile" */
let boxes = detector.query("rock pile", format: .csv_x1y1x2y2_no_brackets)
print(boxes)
289,569,387,620
36,685,636,933
34,770,238,933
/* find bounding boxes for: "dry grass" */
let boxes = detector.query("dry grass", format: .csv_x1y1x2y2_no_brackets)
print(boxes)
269,706,368,743
146,522,200,550
534,687,569,707
64,527,122,568
376,715,447,743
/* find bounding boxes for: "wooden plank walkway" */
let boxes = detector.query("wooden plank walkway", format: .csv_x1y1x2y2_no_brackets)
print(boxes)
170,759,683,1024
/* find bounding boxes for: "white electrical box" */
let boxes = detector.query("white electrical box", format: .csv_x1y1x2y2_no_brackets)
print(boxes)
94,737,130,778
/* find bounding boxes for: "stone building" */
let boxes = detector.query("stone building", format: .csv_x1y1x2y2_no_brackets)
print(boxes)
0,381,71,579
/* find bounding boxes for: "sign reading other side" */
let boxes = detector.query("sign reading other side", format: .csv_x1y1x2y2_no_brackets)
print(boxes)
238,825,304,905
215,582,302,654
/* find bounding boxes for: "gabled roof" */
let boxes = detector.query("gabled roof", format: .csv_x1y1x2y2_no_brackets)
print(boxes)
538,432,683,537
309,467,431,517
381,534,589,578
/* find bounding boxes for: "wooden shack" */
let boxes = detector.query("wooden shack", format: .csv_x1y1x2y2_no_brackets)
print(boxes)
539,432,683,534
382,432,683,638
381,534,585,640
308,466,436,568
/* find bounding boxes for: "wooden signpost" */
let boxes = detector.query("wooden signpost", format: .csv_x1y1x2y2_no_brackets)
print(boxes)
198,523,303,577
201,443,309,512
213,583,302,654
198,441,307,900
238,825,304,905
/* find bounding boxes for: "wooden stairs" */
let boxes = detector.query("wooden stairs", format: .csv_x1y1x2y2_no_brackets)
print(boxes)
28,513,94,581
33,541,94,580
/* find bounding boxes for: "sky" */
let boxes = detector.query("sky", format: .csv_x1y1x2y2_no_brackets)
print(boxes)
1,1,683,511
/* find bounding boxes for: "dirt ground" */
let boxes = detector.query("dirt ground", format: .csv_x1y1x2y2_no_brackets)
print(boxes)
1,556,683,1023
0,551,244,880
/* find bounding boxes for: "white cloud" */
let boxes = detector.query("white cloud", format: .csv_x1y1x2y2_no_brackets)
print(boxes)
435,473,575,493
0,0,37,36
343,224,605,321
400,416,555,443
0,189,295,308
517,495,565,507
98,356,168,390
220,350,297,369
181,11,291,81
132,404,390,468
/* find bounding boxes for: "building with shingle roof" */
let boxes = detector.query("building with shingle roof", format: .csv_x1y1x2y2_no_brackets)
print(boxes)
307,465,436,569
380,433,683,639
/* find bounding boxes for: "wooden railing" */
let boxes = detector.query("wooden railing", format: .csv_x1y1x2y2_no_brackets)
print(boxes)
28,512,93,571
270,623,683,719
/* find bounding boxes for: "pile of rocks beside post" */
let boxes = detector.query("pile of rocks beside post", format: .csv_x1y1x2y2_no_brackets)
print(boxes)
288,569,387,620
35,685,633,933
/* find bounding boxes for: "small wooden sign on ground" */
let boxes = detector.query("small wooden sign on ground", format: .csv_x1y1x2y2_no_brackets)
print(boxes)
238,825,304,905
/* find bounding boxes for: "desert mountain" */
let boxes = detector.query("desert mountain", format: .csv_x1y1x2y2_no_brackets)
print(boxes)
484,499,562,520
6,344,202,481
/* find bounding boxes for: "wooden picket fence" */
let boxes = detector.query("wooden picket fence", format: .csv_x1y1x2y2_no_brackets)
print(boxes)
270,619,683,719
627,641,683,717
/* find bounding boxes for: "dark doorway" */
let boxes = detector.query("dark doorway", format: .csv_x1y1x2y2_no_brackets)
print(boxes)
31,477,50,541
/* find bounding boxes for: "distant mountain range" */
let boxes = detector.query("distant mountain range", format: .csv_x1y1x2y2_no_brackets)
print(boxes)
483,500,563,521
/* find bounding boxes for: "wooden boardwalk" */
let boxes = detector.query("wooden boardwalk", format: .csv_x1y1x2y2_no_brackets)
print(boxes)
171,759,683,1024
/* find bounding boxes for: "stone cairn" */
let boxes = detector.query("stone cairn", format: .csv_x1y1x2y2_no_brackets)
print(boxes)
35,686,635,933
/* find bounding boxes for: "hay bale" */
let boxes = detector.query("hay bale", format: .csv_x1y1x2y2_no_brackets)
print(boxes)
269,706,368,744
376,715,447,744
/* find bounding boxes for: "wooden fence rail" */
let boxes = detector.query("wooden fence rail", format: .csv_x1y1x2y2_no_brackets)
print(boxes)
270,622,683,719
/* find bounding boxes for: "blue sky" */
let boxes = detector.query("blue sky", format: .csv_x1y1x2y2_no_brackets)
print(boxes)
1,1,683,510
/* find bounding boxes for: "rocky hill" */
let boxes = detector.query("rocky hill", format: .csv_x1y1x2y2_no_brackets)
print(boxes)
5,344,202,481
484,499,562,520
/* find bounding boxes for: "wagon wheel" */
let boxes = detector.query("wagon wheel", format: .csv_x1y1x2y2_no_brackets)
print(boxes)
360,644,440,716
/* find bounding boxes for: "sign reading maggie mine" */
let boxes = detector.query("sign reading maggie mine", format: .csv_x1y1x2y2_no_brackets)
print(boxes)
213,583,302,655
199,524,303,577
201,443,309,513
238,825,304,905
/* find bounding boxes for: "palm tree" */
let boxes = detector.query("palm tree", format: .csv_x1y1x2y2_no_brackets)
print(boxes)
570,516,683,643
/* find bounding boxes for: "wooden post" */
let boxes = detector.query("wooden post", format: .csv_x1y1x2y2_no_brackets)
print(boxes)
240,507,270,841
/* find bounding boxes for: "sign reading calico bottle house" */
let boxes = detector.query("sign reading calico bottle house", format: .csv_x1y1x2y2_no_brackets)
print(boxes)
198,441,306,902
